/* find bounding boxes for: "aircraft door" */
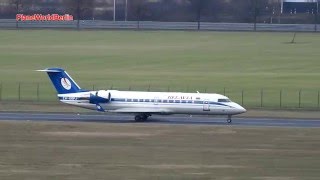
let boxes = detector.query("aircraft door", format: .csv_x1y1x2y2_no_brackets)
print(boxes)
203,100,210,111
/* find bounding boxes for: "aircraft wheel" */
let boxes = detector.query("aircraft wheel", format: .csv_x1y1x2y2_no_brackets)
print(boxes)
141,114,148,121
135,114,148,122
227,115,232,123
135,115,142,122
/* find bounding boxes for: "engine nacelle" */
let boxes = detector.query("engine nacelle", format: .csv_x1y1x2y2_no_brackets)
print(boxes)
89,90,111,104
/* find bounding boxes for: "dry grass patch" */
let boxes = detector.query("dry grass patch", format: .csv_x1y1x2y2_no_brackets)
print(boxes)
41,131,158,138
136,164,245,169
254,177,297,180
0,120,320,180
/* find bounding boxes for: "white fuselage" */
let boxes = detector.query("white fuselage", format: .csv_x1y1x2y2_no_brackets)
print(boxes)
58,90,246,116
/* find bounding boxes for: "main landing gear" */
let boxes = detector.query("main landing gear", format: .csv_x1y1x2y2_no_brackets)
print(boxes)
227,115,232,123
134,114,151,122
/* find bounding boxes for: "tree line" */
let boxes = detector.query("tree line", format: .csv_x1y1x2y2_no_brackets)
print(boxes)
1,0,318,26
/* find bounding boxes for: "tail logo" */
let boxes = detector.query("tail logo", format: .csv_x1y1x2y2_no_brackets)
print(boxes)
61,78,71,90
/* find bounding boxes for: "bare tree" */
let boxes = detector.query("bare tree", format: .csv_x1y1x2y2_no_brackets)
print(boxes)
277,0,282,23
226,0,268,29
188,0,211,30
252,0,258,31
64,0,94,29
315,0,319,31
11,0,22,28
252,0,269,30
129,0,148,29
226,0,252,23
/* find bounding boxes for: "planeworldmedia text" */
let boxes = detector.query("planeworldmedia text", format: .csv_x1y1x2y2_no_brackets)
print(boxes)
16,14,73,21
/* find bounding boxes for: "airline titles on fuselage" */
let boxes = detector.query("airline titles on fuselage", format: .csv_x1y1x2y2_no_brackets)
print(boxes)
167,96,194,100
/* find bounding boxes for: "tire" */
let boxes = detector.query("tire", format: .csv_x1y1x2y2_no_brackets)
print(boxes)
135,115,142,122
135,114,149,122
142,115,148,121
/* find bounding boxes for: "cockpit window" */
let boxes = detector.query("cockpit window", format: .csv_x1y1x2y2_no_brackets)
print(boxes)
218,99,231,103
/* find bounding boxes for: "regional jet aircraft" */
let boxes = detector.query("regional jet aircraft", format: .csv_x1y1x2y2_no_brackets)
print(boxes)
38,68,246,123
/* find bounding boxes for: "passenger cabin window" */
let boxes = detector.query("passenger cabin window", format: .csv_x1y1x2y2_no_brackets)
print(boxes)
218,99,231,103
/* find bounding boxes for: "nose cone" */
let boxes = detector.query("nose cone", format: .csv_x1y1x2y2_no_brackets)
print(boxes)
239,105,247,113
232,103,246,114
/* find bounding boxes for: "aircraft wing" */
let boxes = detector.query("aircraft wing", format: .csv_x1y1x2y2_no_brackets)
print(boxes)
109,108,172,115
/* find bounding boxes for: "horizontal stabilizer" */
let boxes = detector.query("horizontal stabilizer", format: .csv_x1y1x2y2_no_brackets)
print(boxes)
36,69,62,73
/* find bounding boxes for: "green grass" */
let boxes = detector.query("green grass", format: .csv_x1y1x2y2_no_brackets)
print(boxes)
0,30,320,108
0,121,320,180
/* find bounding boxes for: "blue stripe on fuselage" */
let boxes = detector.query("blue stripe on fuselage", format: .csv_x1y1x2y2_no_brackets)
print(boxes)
58,97,234,108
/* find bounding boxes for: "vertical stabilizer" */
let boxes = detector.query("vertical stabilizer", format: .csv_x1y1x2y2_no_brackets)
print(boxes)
37,67,85,94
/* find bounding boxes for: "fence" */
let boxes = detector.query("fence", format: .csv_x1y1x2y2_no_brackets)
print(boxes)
0,82,319,109
0,19,319,32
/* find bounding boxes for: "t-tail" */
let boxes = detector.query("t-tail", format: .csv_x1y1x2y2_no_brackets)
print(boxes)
38,67,109,112
37,67,86,94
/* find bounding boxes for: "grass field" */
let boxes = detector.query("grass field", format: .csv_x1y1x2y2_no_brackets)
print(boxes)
0,120,319,180
0,30,320,108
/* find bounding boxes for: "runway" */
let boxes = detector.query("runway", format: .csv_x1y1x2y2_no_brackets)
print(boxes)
0,112,319,127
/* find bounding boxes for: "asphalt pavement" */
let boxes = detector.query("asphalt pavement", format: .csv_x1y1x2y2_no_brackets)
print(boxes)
0,112,319,128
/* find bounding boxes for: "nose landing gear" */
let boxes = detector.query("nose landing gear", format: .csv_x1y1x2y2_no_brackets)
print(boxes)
227,115,232,123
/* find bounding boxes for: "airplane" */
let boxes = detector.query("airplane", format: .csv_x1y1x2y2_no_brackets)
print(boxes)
38,67,246,123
